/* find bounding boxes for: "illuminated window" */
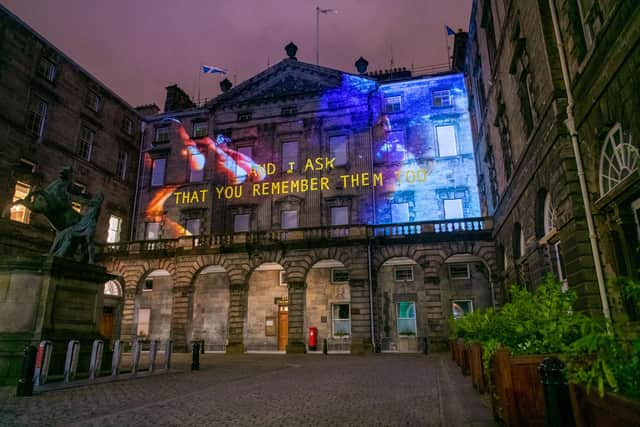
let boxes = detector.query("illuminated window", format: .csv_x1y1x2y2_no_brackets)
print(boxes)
86,91,101,112
104,280,122,296
26,97,47,137
234,214,250,232
116,150,128,180
391,202,409,223
394,266,414,281
384,95,402,113
332,304,350,337
189,152,205,182
281,210,298,229
151,158,166,186
282,141,298,171
154,127,170,144
10,182,31,223
192,121,208,138
137,308,150,337
78,126,95,161
329,135,348,166
37,58,56,82
443,199,463,219
185,218,200,236
432,90,451,107
122,117,133,135
396,302,417,335
449,263,470,279
107,215,122,243
452,300,473,319
145,222,160,240
436,125,457,157
331,206,349,226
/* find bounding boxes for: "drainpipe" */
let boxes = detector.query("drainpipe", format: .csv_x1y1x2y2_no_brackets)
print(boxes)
548,0,611,320
130,120,146,241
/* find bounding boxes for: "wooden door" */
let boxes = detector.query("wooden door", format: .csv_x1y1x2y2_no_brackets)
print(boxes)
277,305,288,351
100,310,114,339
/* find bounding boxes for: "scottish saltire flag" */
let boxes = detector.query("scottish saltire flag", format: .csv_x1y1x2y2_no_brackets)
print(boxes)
201,65,226,75
446,26,456,36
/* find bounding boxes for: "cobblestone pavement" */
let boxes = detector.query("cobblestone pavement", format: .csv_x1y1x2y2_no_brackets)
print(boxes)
0,353,494,427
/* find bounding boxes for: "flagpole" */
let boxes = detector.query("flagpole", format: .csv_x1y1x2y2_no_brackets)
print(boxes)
198,63,202,105
316,6,320,65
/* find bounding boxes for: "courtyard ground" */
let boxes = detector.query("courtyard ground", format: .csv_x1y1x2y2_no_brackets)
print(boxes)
0,352,494,426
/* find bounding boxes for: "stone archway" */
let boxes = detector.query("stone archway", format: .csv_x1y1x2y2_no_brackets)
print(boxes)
189,265,231,352
101,279,124,342
134,269,173,342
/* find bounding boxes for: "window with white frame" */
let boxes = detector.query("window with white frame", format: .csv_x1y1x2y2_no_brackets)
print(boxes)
384,95,402,113
436,125,458,157
282,141,298,171
394,266,414,281
279,270,287,286
549,241,566,284
599,124,638,197
396,302,417,335
234,213,250,232
189,152,205,182
107,214,122,243
192,121,208,138
37,58,57,82
137,308,151,337
391,202,409,223
330,206,349,226
27,97,47,137
332,304,350,337
452,300,474,319
154,127,170,144
10,181,31,223
116,150,128,180
449,263,470,279
543,192,557,235
122,117,133,135
145,222,160,240
281,210,298,229
576,0,597,49
443,199,464,219
185,218,201,236
86,91,101,112
432,90,451,107
78,126,95,161
632,198,640,242
151,158,166,186
329,135,348,166
331,269,349,283
104,280,122,296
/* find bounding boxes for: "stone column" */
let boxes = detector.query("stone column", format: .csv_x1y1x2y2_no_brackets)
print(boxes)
287,281,306,354
226,283,248,353
120,287,138,343
169,284,192,353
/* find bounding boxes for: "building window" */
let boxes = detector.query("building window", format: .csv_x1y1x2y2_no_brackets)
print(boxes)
104,280,122,296
396,302,417,336
37,58,57,82
549,241,566,285
116,150,128,180
237,112,252,122
394,266,414,281
282,141,298,172
151,158,166,187
86,91,101,112
185,218,200,236
599,124,638,197
145,222,160,240
513,223,524,260
144,279,153,291
443,199,464,220
391,202,410,223
432,90,451,107
384,95,402,113
78,126,95,161
192,121,208,138
107,214,122,243
330,206,349,226
436,125,457,157
281,210,298,229
449,263,470,279
137,308,151,336
27,97,48,137
481,1,497,70
332,304,350,337
10,182,31,223
189,152,205,182
329,135,348,166
543,193,557,235
632,198,640,242
452,300,474,319
279,270,287,286
576,0,599,49
496,96,514,181
154,127,170,144
122,117,133,135
331,269,349,283
234,214,250,232
281,106,297,116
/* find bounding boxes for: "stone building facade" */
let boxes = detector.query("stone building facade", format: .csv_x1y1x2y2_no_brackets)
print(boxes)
99,48,497,353
467,0,639,333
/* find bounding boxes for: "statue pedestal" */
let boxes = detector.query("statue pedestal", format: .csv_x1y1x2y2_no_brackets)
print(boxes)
0,256,112,385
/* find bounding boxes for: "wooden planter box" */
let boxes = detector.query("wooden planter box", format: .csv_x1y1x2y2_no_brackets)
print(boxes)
456,339,470,375
490,348,546,426
468,342,487,393
450,339,456,361
569,384,640,427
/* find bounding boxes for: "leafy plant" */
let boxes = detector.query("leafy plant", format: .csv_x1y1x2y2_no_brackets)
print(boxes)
612,277,640,320
398,330,416,336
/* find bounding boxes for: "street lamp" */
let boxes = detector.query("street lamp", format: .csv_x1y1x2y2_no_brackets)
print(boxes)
316,6,337,65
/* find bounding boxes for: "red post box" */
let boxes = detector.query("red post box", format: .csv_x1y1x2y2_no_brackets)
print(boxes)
308,327,318,351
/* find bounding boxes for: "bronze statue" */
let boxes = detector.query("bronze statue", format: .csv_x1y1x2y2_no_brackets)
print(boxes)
12,167,103,263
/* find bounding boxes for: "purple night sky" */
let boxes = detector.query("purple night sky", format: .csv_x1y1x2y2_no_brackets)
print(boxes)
3,0,472,108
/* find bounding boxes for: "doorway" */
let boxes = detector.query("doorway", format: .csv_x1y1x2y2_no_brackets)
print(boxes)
100,306,114,340
277,304,288,351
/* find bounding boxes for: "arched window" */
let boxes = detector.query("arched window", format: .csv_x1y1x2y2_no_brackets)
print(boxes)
513,223,525,260
543,192,557,235
599,123,638,197
104,280,122,297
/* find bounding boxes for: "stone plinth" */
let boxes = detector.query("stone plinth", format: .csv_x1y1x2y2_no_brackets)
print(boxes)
0,256,112,385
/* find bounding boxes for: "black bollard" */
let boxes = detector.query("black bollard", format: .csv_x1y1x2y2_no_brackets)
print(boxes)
538,357,576,427
191,342,200,371
16,345,37,397
323,338,328,355
201,340,205,354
